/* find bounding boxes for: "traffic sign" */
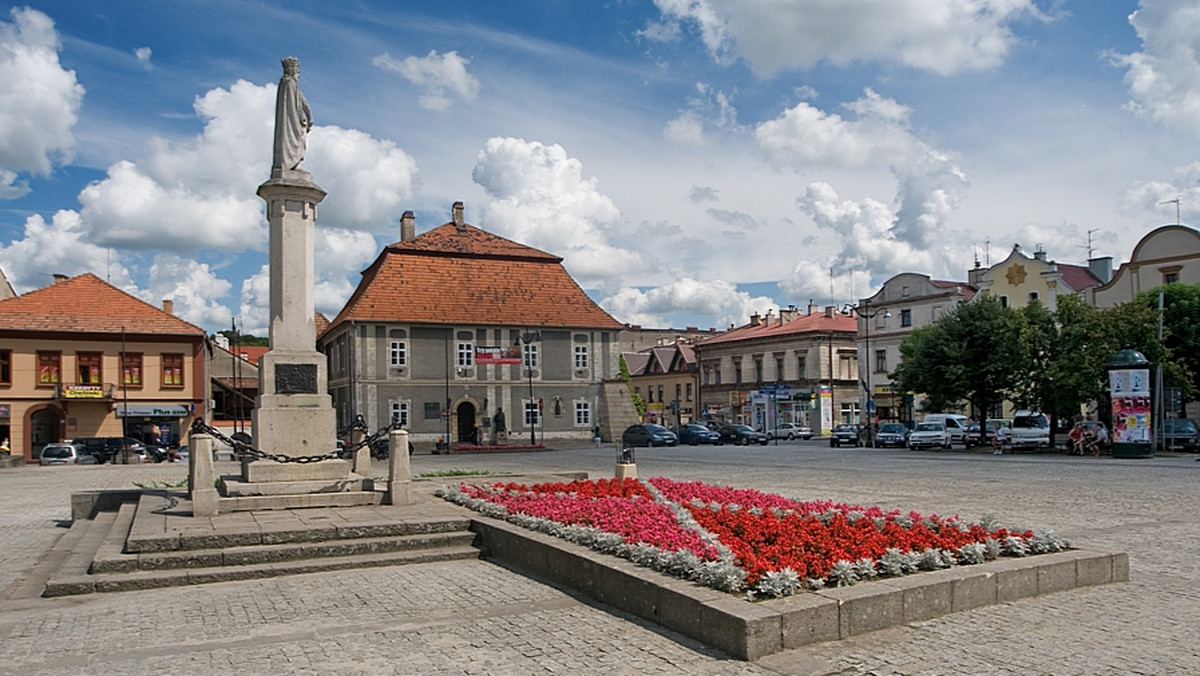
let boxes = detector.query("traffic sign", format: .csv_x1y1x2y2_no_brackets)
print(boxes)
759,384,791,394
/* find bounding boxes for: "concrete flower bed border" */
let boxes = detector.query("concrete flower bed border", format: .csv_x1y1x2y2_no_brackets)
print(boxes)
470,515,1127,660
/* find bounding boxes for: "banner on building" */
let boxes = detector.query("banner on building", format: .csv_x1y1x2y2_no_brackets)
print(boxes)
475,345,522,365
115,403,193,418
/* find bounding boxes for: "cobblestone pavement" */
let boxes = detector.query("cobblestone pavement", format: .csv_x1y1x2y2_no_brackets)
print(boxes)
1,444,1198,675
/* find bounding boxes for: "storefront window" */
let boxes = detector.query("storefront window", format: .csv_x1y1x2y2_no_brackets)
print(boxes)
162,354,184,388
121,352,143,387
37,352,60,386
77,352,102,385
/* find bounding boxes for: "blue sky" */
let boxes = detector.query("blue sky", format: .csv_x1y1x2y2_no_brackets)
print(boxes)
1,1,1197,335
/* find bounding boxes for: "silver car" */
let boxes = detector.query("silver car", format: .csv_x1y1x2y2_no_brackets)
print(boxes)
39,443,97,465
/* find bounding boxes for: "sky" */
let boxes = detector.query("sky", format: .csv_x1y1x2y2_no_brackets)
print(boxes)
1,1,1198,336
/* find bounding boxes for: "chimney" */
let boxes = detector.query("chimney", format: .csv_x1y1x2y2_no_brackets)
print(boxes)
452,201,465,230
781,304,800,322
749,312,761,327
162,299,174,315
1033,245,1047,262
400,210,416,242
824,305,837,318
1089,256,1113,284
807,300,818,315
52,273,68,284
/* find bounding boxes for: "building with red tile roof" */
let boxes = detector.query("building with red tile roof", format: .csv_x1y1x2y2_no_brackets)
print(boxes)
0,273,206,461
692,304,859,436
621,339,699,427
318,203,623,447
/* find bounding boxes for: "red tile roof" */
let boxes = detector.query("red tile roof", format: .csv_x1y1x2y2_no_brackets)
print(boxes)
232,345,269,365
929,279,977,301
1057,264,1102,292
698,311,856,347
325,222,621,333
0,273,204,336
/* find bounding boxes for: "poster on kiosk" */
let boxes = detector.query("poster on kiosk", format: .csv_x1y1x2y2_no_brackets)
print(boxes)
1110,367,1151,443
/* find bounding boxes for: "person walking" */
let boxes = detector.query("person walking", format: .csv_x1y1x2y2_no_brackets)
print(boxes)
992,424,1007,454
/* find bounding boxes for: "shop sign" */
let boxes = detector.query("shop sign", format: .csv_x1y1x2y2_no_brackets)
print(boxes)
115,403,193,417
64,384,106,399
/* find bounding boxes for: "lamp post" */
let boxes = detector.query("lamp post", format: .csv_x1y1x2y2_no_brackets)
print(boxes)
518,329,541,445
843,299,890,446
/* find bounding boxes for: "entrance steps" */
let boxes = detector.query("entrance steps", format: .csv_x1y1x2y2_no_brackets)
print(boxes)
42,490,483,597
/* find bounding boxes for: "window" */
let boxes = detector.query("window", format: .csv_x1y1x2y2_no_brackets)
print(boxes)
523,342,539,368
524,400,542,427
775,357,784,380
0,350,10,385
714,368,721,385
1165,272,1180,284
37,351,61,386
998,295,1009,308
390,401,410,427
685,382,693,401
874,349,887,373
647,387,654,403
389,340,407,367
1028,291,1039,303
796,356,806,378
575,401,591,426
900,309,912,327
161,354,184,387
675,383,682,404
77,352,102,385
574,345,589,369
456,342,474,367
734,364,742,383
121,352,143,387
754,358,763,382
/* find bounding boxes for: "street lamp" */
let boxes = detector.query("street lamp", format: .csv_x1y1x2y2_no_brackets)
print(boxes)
518,329,541,445
843,299,891,445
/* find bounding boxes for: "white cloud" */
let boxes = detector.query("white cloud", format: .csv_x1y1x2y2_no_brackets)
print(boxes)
1119,161,1200,226
1110,0,1200,134
373,50,480,111
0,210,134,294
756,89,917,168
135,46,152,68
653,0,1043,77
313,226,379,318
0,7,84,196
471,137,647,287
664,82,740,146
75,78,415,252
237,264,270,337
664,110,706,146
602,278,777,329
147,254,233,329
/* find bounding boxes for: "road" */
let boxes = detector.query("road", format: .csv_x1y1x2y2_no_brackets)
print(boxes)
0,440,1196,675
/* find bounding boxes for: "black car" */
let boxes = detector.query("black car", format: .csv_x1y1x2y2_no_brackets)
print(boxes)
1162,418,1200,451
829,424,865,447
675,423,722,446
70,436,145,464
621,423,678,447
717,424,768,446
872,423,909,448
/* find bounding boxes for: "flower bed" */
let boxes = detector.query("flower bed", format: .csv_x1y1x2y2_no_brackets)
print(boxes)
438,477,1070,598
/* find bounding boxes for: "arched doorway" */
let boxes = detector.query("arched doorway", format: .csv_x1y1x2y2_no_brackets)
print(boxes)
29,407,64,459
456,401,478,444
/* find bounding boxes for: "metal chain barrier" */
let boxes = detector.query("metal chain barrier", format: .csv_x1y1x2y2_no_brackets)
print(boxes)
191,415,403,464
190,418,342,464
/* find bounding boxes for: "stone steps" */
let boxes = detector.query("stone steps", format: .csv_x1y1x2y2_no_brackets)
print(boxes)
42,491,483,597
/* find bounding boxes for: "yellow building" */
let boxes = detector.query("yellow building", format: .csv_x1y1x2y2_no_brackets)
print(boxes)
0,274,207,461
970,244,1103,311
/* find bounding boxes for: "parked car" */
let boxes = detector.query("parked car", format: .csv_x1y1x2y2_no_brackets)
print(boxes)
765,423,813,441
1009,411,1051,450
70,437,146,464
39,443,96,465
829,423,865,447
675,423,722,446
908,421,951,450
717,424,768,446
621,423,679,447
873,422,910,448
922,414,970,446
1161,418,1200,451
963,419,1012,447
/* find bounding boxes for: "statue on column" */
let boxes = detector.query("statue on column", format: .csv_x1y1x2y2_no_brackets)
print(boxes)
272,57,312,174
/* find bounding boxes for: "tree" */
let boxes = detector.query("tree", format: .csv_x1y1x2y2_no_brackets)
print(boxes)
1133,283,1200,401
891,297,1025,419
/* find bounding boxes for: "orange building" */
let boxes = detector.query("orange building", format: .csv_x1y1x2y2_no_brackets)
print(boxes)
0,274,207,461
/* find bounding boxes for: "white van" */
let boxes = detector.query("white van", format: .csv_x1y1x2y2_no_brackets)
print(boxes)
921,414,970,446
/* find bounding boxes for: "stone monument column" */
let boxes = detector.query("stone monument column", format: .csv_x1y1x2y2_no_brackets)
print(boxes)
250,57,337,468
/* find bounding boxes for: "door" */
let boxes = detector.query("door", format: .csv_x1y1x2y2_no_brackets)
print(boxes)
456,401,477,444
30,408,63,458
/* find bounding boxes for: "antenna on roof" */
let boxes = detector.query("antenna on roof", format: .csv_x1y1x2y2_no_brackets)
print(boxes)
1159,197,1182,226
985,239,991,266
1081,228,1098,260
